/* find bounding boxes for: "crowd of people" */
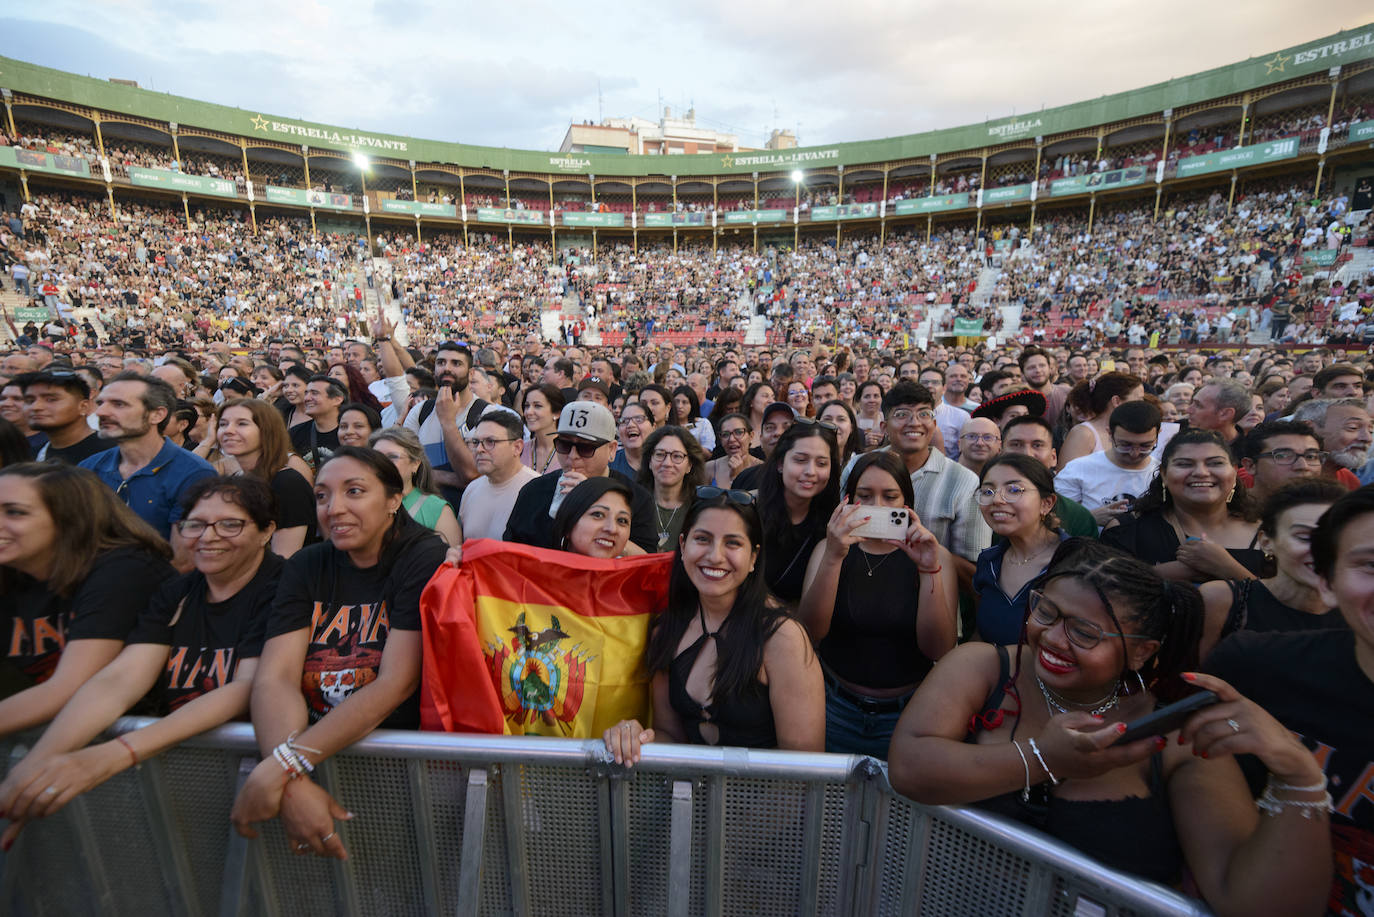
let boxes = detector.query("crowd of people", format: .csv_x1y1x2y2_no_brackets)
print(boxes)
0,156,1372,913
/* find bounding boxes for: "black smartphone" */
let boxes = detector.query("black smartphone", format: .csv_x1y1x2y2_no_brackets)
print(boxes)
1111,691,1219,746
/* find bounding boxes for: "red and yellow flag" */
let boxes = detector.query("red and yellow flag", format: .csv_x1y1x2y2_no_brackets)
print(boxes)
420,539,673,737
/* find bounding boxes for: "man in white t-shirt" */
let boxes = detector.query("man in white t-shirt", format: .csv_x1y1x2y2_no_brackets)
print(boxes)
1056,401,1163,527
920,367,970,459
459,412,538,541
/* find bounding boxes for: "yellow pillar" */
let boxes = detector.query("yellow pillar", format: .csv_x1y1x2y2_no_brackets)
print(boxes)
1155,113,1172,221
928,154,937,196
239,140,251,196
92,113,106,158
2,96,16,140
302,146,311,190
248,203,257,234
1087,193,1096,232
794,178,801,250
411,162,419,202
170,127,181,171
671,175,677,211
182,192,190,225
835,167,843,245
1236,94,1251,147
926,214,932,243
753,172,759,210
1314,75,1342,196
106,187,117,220
1227,171,1238,213
416,217,422,245
18,171,29,203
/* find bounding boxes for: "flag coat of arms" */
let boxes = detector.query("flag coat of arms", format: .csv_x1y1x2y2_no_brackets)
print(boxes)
420,539,673,737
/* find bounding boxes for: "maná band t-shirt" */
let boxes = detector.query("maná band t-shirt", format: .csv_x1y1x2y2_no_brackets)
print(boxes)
264,517,447,729
124,552,283,712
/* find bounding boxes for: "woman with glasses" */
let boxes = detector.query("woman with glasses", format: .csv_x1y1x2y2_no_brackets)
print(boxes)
609,402,652,478
519,383,565,476
1057,372,1146,470
637,425,709,553
369,427,462,546
0,464,175,739
972,454,1069,646
888,539,1331,909
0,477,281,833
603,489,825,763
704,413,761,490
756,423,841,603
817,399,865,465
231,447,448,860
669,385,715,454
206,399,316,557
799,451,956,757
1102,430,1263,583
785,380,814,420
1197,478,1348,658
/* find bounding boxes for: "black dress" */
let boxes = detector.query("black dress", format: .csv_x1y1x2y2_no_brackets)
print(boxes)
1101,511,1264,577
667,606,776,748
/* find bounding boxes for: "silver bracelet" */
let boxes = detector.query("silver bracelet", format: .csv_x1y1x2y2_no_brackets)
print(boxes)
1010,741,1032,802
1027,737,1060,786
1269,776,1328,794
1256,786,1332,819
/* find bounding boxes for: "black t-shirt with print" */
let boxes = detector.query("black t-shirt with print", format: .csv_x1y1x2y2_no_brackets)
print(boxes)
271,467,317,542
264,516,446,729
1206,629,1374,917
1,546,176,690
124,552,283,713
288,422,339,471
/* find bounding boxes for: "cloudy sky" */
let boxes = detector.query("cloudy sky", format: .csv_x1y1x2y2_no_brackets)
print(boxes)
1,1,1370,151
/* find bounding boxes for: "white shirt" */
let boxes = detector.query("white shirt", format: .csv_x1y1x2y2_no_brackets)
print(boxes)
934,402,970,459
1056,450,1159,511
460,465,539,540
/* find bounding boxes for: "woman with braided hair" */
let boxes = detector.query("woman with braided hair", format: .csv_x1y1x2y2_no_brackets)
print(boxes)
889,539,1331,914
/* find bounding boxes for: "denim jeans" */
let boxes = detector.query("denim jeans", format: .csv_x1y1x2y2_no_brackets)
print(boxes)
823,682,912,759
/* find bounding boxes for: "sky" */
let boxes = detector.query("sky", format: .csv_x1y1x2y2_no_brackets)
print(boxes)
1,1,1370,152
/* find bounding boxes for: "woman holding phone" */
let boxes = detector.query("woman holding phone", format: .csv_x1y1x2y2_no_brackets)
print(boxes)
798,451,957,756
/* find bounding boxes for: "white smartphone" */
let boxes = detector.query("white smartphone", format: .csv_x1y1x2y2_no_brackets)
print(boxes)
853,506,910,540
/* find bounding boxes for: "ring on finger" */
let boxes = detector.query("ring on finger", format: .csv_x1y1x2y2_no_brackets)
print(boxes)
296,842,310,852
1225,718,1241,734
43,786,58,796
321,832,335,843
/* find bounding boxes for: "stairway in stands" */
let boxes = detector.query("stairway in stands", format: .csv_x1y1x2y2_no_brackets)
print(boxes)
1334,243,1374,287
742,289,768,345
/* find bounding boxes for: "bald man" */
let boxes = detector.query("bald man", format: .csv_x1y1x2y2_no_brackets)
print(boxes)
957,417,1002,477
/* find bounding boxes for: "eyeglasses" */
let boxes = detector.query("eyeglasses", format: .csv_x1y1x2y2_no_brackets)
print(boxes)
975,483,1035,505
651,449,689,464
617,415,649,427
554,438,603,458
792,416,838,433
1256,448,1329,466
888,408,936,425
465,436,520,451
720,428,749,440
696,486,755,505
1112,439,1158,456
176,518,248,537
1028,590,1154,650
961,433,1001,444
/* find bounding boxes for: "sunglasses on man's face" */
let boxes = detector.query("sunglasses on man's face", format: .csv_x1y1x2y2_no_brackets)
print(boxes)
554,438,602,458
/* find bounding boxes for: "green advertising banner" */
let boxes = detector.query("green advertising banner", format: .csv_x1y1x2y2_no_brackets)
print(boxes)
643,212,708,226
983,184,1033,204
1176,137,1298,177
380,199,457,217
1350,120,1374,143
475,207,545,225
810,203,879,221
127,166,236,198
0,145,92,178
1305,249,1340,266
562,212,625,227
952,318,986,336
14,307,52,322
264,186,354,210
994,239,1014,252
1050,165,1150,197
894,194,970,215
723,209,788,224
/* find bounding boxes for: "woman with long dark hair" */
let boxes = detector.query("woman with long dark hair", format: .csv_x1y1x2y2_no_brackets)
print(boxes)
889,540,1330,912
756,423,841,603
603,489,824,762
207,398,316,556
230,446,448,859
519,383,565,476
1102,429,1262,583
637,425,709,552
0,464,175,738
551,477,637,558
817,398,864,465
327,362,383,414
703,412,761,489
742,381,776,441
799,451,957,756
669,385,715,453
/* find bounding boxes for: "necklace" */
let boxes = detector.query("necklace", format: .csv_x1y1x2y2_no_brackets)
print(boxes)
859,547,894,577
534,438,555,474
1037,675,1120,717
655,502,682,550
1007,540,1056,566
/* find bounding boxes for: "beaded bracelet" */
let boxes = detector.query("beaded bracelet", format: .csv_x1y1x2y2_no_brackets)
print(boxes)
1256,786,1332,819
1010,741,1032,802
1027,737,1060,786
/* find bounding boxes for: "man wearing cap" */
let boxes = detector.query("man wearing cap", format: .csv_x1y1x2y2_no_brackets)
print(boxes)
576,376,612,407
503,401,658,553
15,370,104,464
972,389,1047,431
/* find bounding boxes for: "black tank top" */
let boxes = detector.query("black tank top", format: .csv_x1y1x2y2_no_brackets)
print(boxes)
1219,579,1348,641
966,646,1184,885
818,546,932,689
667,606,777,749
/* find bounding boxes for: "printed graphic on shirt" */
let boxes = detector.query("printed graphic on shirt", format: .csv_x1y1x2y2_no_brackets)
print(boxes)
300,600,389,721
163,645,237,711
7,613,66,682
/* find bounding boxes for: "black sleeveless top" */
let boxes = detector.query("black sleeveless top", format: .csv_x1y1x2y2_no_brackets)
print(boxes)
667,606,777,749
1218,578,1348,642
818,546,932,689
966,646,1184,885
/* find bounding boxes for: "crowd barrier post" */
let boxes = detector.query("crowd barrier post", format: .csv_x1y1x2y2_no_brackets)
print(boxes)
0,720,1214,917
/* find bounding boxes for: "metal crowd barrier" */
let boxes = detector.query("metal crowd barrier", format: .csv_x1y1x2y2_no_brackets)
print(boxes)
0,718,1211,917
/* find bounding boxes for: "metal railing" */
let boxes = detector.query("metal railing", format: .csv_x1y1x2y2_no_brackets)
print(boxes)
0,718,1211,917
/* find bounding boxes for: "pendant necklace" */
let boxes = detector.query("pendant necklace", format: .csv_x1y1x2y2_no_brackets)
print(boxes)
1037,675,1120,717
